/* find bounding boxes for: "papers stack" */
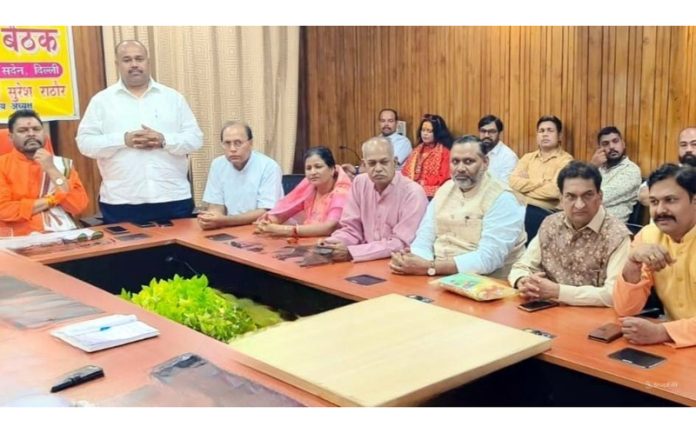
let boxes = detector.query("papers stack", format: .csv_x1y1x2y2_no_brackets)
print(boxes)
51,314,159,352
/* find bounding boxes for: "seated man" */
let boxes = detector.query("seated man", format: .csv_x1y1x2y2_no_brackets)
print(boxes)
389,135,526,279
198,121,283,230
341,108,413,180
320,137,428,262
0,109,89,236
478,114,518,183
614,164,696,347
509,161,630,306
589,126,642,223
509,115,574,242
638,126,696,206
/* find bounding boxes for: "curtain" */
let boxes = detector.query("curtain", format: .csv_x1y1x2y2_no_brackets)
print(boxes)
102,26,299,205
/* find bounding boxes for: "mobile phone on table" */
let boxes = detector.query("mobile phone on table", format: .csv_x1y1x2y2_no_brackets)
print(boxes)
517,299,559,312
104,225,128,234
155,219,174,227
608,348,666,369
588,323,623,343
134,221,157,228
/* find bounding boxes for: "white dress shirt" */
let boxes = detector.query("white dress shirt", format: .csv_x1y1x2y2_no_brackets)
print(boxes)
76,79,203,204
410,191,526,275
202,151,283,215
384,133,413,169
486,140,518,184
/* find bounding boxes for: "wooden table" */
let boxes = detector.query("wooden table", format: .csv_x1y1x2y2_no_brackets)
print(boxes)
6,218,696,406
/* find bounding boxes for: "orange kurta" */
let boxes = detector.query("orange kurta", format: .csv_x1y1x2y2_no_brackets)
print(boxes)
0,148,89,236
401,142,450,198
614,224,696,348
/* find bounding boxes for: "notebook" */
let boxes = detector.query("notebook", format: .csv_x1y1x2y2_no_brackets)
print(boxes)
50,314,159,352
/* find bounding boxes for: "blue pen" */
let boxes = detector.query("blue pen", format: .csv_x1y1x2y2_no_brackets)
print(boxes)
99,326,111,331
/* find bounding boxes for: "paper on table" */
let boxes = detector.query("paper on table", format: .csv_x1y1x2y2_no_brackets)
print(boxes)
51,314,159,352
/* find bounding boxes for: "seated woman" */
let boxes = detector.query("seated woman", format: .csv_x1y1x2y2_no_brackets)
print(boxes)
255,146,351,237
401,114,453,198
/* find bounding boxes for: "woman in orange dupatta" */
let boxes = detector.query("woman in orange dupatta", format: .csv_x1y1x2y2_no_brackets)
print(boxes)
255,146,351,237
401,113,453,198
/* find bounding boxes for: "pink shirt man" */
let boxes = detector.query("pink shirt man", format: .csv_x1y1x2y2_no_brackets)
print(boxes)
325,172,428,262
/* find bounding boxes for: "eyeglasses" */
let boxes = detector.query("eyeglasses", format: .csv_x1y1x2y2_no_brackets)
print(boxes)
562,192,598,204
220,139,250,149
479,128,499,135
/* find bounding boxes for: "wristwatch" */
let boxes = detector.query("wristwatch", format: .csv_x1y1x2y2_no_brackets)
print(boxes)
426,261,437,276
54,177,66,187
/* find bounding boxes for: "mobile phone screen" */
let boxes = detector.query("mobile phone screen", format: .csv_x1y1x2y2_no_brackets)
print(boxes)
104,225,128,234
517,300,559,312
608,348,666,369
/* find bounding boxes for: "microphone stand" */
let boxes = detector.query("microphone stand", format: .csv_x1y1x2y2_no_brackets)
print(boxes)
339,145,361,173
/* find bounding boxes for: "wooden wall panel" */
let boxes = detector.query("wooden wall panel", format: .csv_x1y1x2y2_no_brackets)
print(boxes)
304,26,696,176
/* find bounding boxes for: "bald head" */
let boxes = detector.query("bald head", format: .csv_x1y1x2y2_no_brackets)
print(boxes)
679,127,696,167
115,40,148,56
361,136,393,159
115,40,150,91
361,136,396,192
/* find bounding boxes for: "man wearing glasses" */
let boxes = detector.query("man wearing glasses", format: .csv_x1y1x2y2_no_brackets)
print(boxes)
509,161,630,307
198,121,283,230
478,114,518,183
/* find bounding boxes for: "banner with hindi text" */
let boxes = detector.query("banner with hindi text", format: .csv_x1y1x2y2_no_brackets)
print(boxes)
0,26,79,122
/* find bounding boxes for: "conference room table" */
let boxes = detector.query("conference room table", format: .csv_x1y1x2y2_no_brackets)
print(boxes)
2,218,695,406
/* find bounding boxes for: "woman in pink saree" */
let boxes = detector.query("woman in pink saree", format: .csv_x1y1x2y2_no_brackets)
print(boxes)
255,146,351,237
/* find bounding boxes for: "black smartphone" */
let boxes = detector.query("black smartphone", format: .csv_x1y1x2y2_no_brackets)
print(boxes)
155,219,174,227
608,348,666,369
50,365,104,392
345,274,386,286
104,225,128,234
134,221,157,228
517,299,559,312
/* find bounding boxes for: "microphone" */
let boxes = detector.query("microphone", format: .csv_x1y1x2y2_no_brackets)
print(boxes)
339,145,361,173
164,255,199,277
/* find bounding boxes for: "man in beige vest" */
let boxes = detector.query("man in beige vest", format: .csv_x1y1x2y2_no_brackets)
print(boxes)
389,135,526,279
509,161,631,306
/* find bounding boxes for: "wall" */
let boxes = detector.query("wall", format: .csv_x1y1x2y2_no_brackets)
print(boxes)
304,26,696,176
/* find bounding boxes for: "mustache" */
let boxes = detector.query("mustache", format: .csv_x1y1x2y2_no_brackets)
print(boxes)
680,153,696,167
655,214,676,222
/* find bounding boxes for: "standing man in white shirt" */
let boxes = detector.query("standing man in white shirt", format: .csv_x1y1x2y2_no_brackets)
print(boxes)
478,114,518,183
76,40,203,224
197,121,283,230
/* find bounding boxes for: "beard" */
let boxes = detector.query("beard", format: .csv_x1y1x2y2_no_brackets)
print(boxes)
605,151,625,168
679,153,696,167
481,138,497,154
454,176,476,191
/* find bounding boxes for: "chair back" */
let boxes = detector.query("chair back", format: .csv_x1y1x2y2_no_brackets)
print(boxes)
282,174,305,195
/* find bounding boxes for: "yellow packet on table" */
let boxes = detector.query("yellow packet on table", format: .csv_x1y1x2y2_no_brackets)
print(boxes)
435,273,514,301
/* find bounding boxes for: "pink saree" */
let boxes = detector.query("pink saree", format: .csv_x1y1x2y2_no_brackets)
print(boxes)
268,165,352,224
